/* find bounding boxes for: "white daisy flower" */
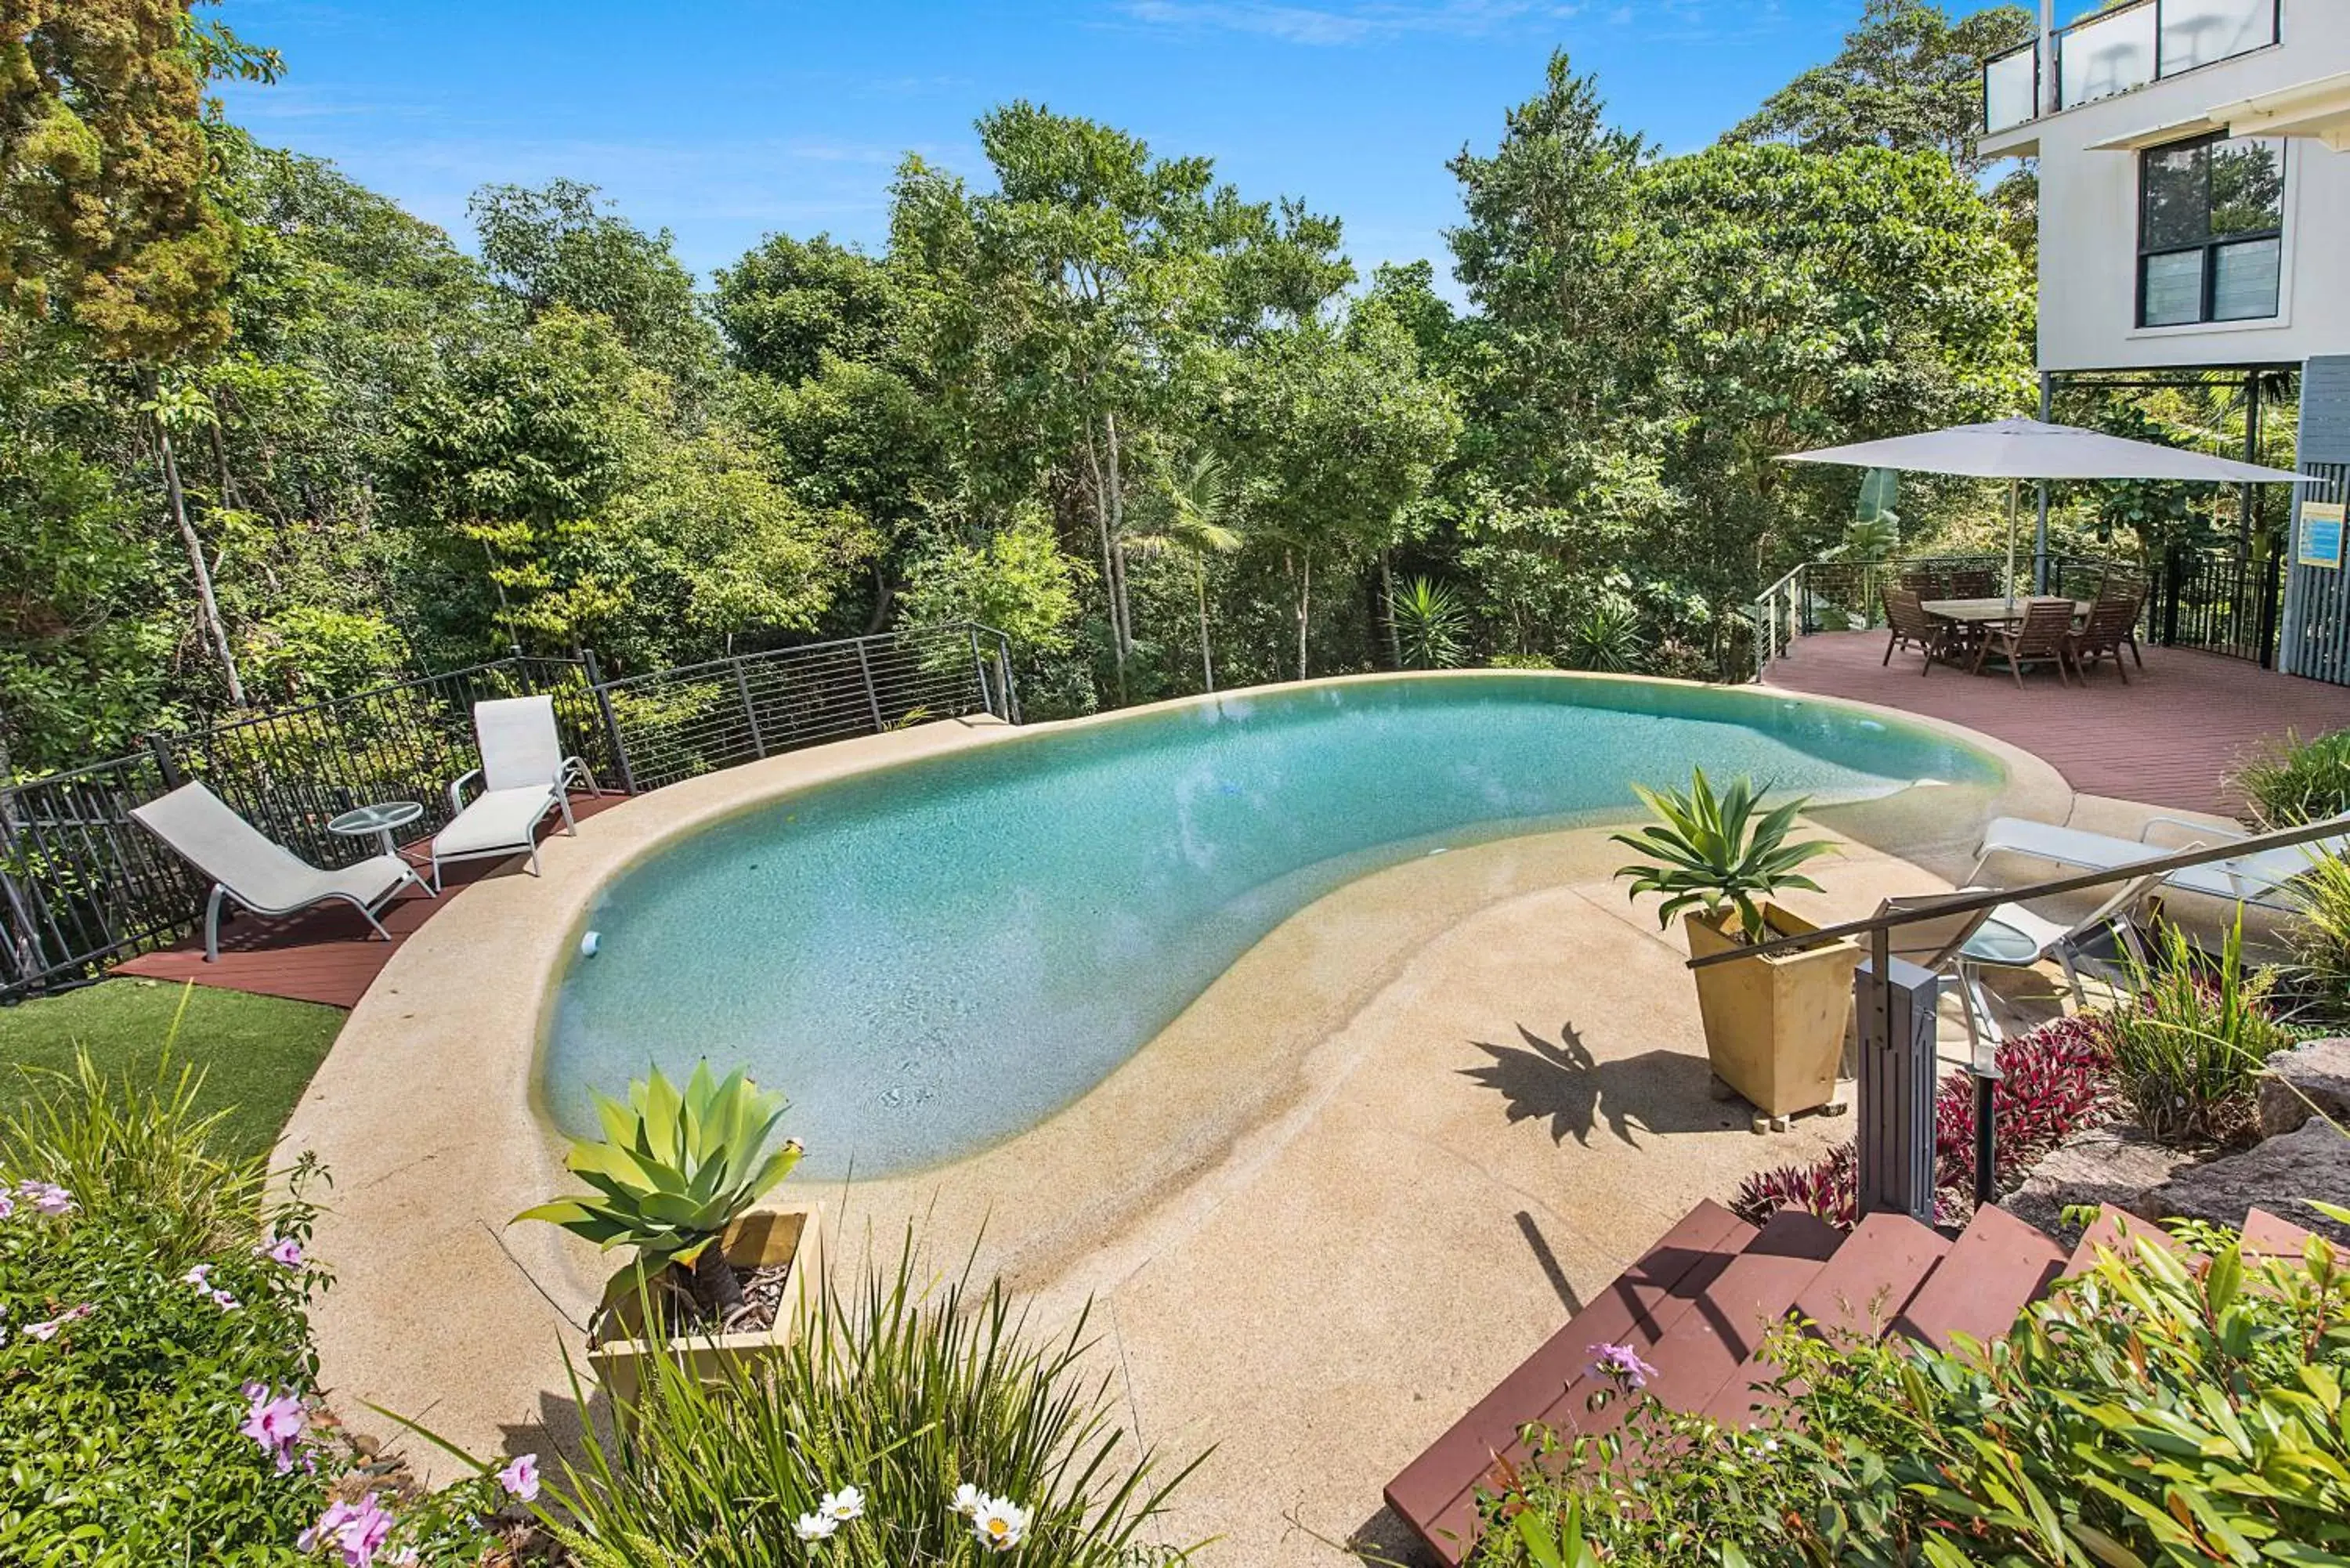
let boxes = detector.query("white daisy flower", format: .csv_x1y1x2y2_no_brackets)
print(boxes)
952,1481,985,1517
818,1486,864,1523
793,1511,837,1544
971,1495,1030,1554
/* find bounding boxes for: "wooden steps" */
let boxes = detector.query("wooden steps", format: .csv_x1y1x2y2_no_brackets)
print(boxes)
1386,1198,2341,1565
1389,1199,2094,1566
1382,1201,1755,1563
1893,1205,2066,1353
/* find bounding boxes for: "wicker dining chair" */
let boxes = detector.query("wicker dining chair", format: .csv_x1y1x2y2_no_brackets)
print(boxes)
1970,598,2077,687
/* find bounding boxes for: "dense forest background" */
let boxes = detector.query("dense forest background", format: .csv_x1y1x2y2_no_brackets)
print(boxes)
0,0,2282,776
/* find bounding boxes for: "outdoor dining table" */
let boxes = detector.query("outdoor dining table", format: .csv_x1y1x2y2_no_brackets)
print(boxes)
1920,596,2094,627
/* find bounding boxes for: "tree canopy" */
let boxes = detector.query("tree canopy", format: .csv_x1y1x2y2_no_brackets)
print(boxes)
0,0,2072,775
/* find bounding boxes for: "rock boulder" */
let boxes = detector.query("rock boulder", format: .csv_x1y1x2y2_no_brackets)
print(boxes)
2138,1122,2350,1247
2258,1037,2350,1138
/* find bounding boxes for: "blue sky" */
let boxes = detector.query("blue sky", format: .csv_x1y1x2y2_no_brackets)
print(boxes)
215,1,1877,293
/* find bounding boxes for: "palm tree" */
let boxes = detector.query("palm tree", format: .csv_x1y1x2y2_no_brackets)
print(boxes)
1130,452,1244,692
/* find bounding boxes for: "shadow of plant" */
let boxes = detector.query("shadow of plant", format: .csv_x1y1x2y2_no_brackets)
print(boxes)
1460,1023,1741,1147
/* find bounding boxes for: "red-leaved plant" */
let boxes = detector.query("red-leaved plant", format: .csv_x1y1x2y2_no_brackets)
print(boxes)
1734,1013,2117,1229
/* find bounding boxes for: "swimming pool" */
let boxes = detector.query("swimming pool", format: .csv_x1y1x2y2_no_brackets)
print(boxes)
542,674,1998,1178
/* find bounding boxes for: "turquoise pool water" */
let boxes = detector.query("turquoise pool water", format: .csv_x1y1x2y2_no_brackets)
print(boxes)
543,675,1998,1178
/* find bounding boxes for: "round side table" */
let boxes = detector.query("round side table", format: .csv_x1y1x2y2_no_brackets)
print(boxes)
327,800,425,859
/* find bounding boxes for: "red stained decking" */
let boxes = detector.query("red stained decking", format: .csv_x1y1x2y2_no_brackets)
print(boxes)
1762,632,2350,818
114,794,627,1010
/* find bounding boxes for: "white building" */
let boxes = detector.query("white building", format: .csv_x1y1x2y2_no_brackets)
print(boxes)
1980,0,2350,378
1979,0,2350,682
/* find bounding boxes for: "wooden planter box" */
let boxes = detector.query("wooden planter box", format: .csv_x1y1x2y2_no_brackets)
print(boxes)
588,1203,822,1409
1684,905,1860,1119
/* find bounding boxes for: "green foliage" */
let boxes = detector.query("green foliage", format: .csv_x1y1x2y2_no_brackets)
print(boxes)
2284,850,2350,1029
1560,603,1647,674
713,232,903,384
1392,576,1470,670
2232,728,2350,831
516,1062,803,1273
536,1233,1203,1567
1610,768,1835,944
0,0,268,361
2112,914,2293,1146
1,1040,264,1269
1473,1219,2350,1567
470,178,717,380
0,1035,512,1566
0,1162,327,1563
1,16,2047,766
1726,0,2035,178
901,503,1085,658
1444,52,2030,663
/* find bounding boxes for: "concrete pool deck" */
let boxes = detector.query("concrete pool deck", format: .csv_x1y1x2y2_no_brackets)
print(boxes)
278,673,2218,1561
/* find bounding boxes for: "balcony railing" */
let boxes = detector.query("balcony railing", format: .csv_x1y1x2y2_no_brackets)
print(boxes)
1983,0,2281,133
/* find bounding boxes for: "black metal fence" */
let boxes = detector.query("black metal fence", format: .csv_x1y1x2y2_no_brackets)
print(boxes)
598,625,1017,793
2149,545,2283,667
0,623,1016,999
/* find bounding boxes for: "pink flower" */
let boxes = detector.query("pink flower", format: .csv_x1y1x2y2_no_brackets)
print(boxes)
241,1384,308,1473
495,1451,540,1501
17,1181,74,1217
1588,1341,1659,1389
299,1493,396,1566
184,1263,213,1290
23,1318,60,1342
262,1235,305,1270
0,1190,14,1219
212,1288,242,1311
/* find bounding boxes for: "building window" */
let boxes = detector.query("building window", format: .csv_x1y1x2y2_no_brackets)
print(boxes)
2138,132,2285,327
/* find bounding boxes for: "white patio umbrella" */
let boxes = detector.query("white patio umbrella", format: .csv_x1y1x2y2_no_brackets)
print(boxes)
1779,417,2313,608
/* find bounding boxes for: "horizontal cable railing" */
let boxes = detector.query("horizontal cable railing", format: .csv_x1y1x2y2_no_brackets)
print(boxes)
0,623,1017,998
595,623,1015,793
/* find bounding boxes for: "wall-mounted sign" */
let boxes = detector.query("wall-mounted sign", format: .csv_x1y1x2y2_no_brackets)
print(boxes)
2300,503,2346,569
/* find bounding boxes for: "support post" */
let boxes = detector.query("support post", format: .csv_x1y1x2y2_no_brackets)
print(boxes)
996,638,1021,725
146,734,186,790
732,658,767,759
969,626,992,718
854,639,887,733
1970,1064,2001,1209
2034,372,2054,593
580,649,638,797
1856,944,1940,1225
2037,0,2056,117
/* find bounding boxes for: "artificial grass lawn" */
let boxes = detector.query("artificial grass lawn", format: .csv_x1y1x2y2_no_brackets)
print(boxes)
0,978,344,1163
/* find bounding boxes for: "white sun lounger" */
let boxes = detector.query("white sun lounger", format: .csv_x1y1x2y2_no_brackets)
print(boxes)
131,782,429,961
1971,812,2350,909
430,695,595,891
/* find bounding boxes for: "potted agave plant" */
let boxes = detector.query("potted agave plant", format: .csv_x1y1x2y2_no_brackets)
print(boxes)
516,1061,819,1404
1611,768,1857,1121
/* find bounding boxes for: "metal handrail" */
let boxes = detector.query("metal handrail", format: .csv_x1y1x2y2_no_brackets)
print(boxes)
1685,812,2345,971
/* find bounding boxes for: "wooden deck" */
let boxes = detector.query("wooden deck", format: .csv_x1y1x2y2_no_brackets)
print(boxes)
115,794,627,1010
1763,633,2350,817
